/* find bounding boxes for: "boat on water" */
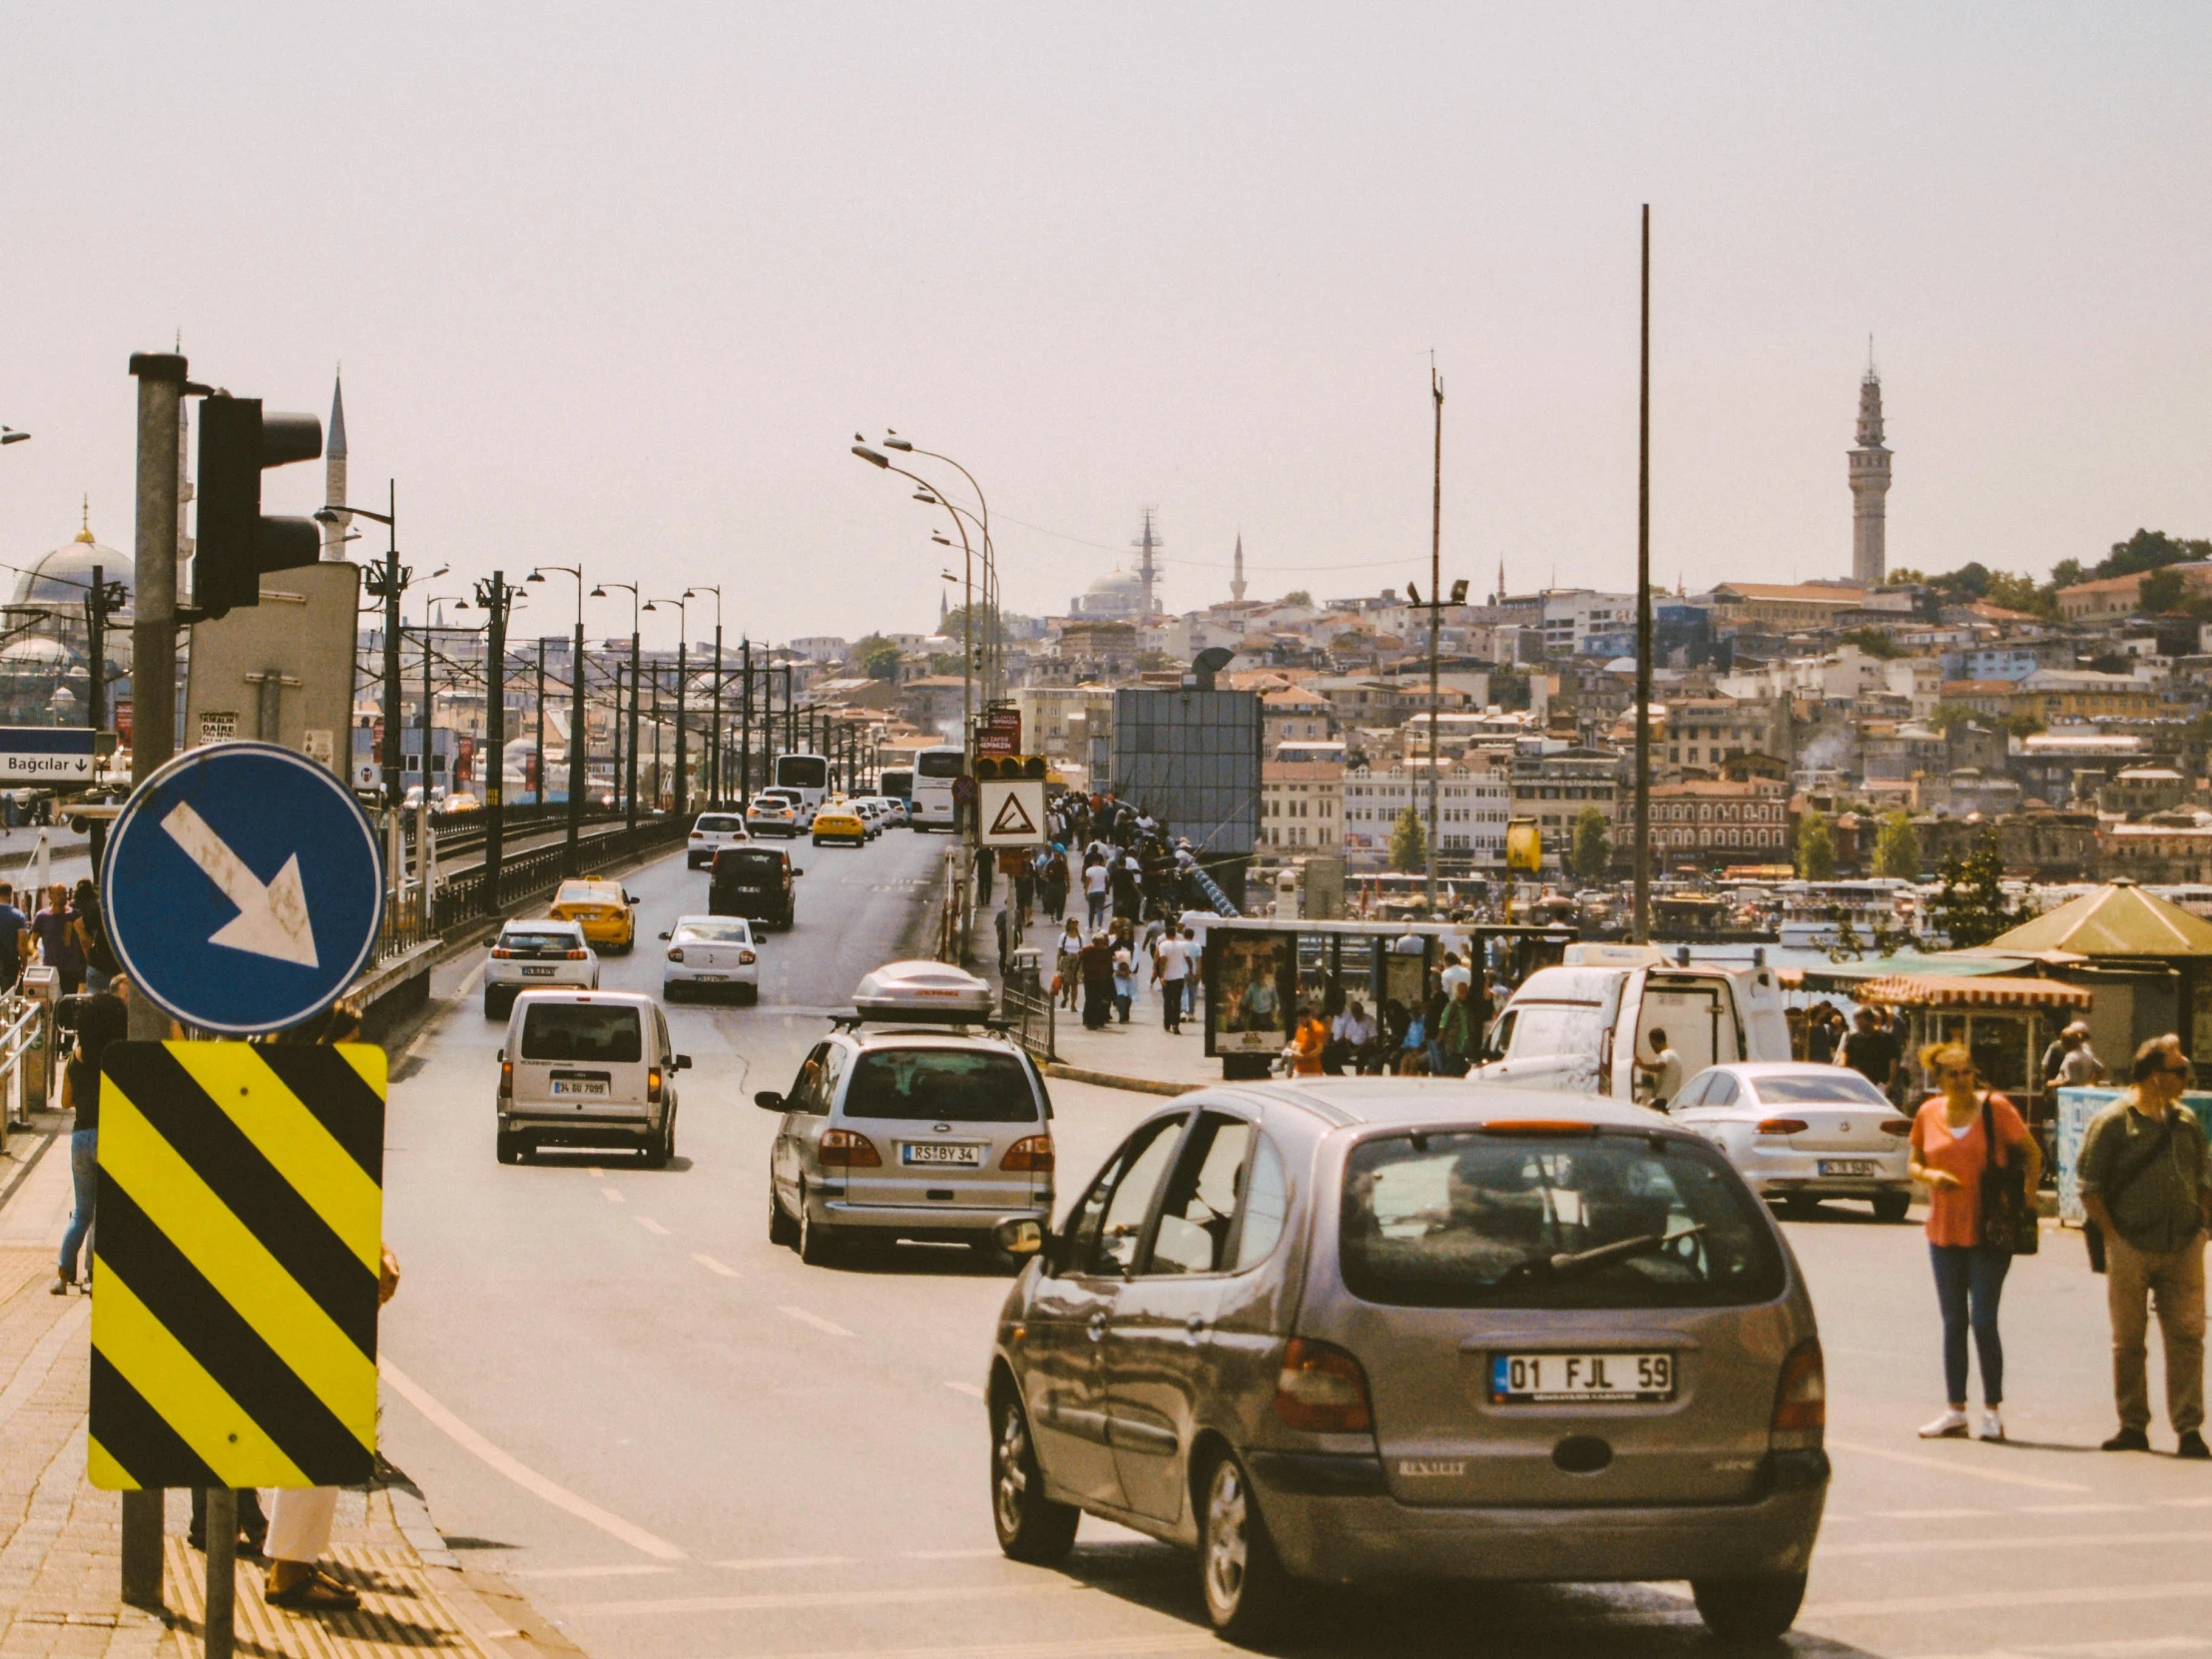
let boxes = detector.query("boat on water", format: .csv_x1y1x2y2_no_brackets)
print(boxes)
1777,877,1924,949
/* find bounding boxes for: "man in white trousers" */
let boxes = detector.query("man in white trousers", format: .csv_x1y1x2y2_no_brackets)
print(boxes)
263,1245,400,1611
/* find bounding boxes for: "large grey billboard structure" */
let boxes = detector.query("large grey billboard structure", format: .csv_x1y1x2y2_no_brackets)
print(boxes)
184,562,360,774
1111,686,1261,908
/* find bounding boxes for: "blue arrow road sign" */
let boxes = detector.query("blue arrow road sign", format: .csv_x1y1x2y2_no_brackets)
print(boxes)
102,742,384,1034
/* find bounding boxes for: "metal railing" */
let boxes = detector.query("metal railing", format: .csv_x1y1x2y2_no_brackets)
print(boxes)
0,992,47,1131
999,948,1056,1063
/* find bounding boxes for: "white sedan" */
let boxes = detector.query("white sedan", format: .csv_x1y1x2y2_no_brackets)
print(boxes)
660,914,762,1004
1666,1061,1916,1222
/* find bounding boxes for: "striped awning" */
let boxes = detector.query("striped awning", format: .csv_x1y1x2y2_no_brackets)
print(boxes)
1851,973,2092,1010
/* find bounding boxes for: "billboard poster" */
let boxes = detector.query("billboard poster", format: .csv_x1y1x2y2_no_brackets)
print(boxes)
1205,928,1295,1057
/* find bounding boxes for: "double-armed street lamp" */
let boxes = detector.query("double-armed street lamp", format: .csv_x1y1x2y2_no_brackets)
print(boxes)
594,580,642,830
880,433,999,702
851,442,978,779
685,585,724,807
315,486,443,812
0,426,28,446
644,593,692,818
468,572,526,906
527,564,587,868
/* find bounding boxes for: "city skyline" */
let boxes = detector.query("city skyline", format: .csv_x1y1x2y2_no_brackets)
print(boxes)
1,7,2207,641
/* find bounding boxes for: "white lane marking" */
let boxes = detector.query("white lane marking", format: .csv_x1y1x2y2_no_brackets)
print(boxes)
1812,1579,2212,1618
777,1305,853,1338
1867,1507,1995,1519
636,1217,670,1236
1896,1642,2210,1659
1826,1437,2090,1492
1823,1529,2212,1558
907,1547,1000,1559
508,1564,680,1581
562,1582,1061,1617
712,1555,852,1571
2167,1498,2212,1508
602,1188,625,1204
690,1639,1224,1659
378,1358,687,1560
942,1381,985,1399
2024,1502,2134,1514
692,1253,739,1278
458,960,488,995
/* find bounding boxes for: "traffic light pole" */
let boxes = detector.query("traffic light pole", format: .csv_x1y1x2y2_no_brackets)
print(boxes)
123,349,187,1612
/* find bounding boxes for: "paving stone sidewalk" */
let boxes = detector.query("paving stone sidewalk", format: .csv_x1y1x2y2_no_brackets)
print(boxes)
0,1197,578,1659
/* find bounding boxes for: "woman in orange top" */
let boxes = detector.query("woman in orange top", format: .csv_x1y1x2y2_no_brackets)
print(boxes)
1908,1041,2042,1443
1288,1006,1328,1077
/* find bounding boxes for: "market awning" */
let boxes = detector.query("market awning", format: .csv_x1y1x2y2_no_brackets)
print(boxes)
1785,952,2056,994
1852,973,2093,1010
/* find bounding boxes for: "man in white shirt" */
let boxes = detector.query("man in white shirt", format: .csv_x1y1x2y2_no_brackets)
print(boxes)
1331,999,1378,1074
1636,1028,1684,1109
1439,951,1471,1000
1083,859,1111,930
1154,929,1189,1032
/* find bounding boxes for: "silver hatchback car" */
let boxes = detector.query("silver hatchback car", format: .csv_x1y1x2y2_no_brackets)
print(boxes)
984,1080,1827,1644
757,1023,1056,1264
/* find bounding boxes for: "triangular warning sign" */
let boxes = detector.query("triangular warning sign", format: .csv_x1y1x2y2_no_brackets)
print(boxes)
988,789,1038,838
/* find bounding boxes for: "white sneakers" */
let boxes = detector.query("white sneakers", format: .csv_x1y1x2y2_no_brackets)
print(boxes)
1979,1408,2005,1442
1918,1408,1969,1438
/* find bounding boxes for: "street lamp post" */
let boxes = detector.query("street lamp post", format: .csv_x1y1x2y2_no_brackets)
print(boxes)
319,486,443,813
646,594,690,818
528,565,586,870
686,586,722,808
853,446,974,762
470,572,523,909
739,638,753,808
417,594,465,803
594,582,641,830
881,434,998,702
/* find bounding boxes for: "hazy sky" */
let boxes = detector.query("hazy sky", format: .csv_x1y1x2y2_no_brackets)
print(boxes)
3,5,2207,648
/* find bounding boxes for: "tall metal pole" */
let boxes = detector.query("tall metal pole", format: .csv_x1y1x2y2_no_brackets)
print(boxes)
674,632,688,818
418,618,432,792
608,660,622,820
784,662,795,754
739,641,752,806
122,348,185,1611
568,614,585,864
534,641,547,810
479,573,508,909
380,484,402,811
84,562,111,869
1425,363,1443,915
1633,205,1654,946
710,621,723,807
627,623,641,830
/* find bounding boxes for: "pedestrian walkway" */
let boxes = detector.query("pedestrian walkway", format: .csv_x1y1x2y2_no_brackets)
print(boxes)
0,1157,577,1659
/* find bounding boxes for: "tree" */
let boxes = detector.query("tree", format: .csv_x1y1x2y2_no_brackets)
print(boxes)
2049,558,2086,590
1926,702,1983,734
1979,570,2042,613
1929,827,2024,948
1872,810,1921,879
847,634,901,681
1839,627,1905,660
2094,528,2212,581
1796,809,1836,880
1569,807,1611,882
1387,805,1427,871
1282,590,1314,609
2139,566,2187,615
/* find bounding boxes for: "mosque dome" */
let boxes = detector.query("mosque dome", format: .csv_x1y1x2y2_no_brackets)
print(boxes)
1088,567,1142,599
13,506,133,609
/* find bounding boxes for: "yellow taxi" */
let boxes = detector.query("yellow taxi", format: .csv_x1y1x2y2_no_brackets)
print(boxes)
549,876,637,953
811,797,868,847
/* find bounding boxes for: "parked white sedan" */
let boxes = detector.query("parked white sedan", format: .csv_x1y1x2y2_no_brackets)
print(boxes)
660,914,762,1004
1667,1062,1916,1221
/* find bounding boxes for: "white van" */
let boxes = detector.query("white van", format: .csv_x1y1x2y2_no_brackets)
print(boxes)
496,989,691,1166
1472,943,1792,1103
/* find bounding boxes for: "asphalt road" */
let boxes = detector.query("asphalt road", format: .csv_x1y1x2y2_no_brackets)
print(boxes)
380,844,2212,1659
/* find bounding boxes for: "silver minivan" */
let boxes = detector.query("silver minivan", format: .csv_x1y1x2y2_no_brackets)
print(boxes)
497,990,691,1166
757,1025,1055,1264
984,1080,1827,1644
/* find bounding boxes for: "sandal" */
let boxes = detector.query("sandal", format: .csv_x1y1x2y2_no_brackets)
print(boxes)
266,1567,360,1612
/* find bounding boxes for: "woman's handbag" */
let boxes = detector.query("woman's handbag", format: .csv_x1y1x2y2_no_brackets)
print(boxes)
1978,1095,2039,1256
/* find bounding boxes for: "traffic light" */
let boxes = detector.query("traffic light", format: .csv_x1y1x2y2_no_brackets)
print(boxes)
195,394,323,618
973,755,1046,781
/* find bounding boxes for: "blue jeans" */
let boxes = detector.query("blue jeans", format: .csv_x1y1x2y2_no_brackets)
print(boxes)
58,1128,97,1282
1931,1243,2011,1406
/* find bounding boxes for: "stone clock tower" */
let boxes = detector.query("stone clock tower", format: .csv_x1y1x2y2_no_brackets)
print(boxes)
1850,352,1892,585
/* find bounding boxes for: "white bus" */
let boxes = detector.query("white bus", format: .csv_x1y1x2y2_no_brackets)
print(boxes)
773,753,831,818
910,745,962,831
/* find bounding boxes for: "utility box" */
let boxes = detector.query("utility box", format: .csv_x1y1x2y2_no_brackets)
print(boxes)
185,561,361,776
19,965,57,1112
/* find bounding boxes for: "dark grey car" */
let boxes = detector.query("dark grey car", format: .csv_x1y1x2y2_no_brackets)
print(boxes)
984,1080,1828,1644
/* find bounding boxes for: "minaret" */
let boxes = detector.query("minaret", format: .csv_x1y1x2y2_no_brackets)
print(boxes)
1231,532,1247,603
321,369,350,561
1132,508,1161,615
1849,343,1891,586
938,583,948,631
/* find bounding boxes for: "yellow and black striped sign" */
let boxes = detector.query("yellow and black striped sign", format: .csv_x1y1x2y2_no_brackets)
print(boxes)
88,1041,385,1490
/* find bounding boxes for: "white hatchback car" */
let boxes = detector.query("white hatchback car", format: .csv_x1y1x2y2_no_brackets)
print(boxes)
661,913,762,1003
1667,1062,1915,1221
483,918,599,1019
688,812,750,868
496,989,691,1165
